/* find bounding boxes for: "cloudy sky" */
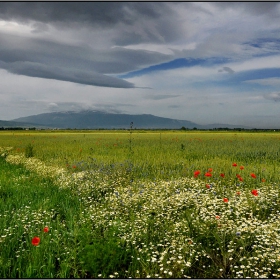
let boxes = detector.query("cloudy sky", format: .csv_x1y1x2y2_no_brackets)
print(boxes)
1,2,280,128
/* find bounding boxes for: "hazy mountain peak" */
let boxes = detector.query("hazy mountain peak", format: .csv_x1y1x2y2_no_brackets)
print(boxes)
6,110,251,129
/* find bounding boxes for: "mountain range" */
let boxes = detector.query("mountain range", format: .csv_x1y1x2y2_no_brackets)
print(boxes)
0,110,249,129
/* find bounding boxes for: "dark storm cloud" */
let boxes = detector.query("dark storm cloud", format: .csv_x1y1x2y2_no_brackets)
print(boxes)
0,2,183,45
0,2,178,88
0,33,171,73
1,33,171,72
242,2,280,16
0,2,133,26
0,60,134,88
0,32,173,87
0,2,169,28
212,2,280,16
218,67,235,74
112,4,184,46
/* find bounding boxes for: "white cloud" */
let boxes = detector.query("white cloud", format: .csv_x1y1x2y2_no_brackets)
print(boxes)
230,55,280,72
245,77,280,86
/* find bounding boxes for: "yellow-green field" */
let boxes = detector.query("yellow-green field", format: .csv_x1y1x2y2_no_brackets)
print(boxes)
0,130,280,278
1,130,280,181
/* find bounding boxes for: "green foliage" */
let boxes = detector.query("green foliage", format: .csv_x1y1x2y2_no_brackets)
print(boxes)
25,143,34,158
0,157,84,278
81,236,132,278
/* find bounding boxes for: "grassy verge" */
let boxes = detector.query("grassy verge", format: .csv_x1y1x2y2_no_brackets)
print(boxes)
0,156,87,278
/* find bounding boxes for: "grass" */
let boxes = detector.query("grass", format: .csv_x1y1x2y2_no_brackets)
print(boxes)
0,156,85,278
0,130,280,278
0,130,280,182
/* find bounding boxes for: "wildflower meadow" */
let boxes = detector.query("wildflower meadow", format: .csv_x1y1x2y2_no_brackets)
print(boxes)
0,130,280,278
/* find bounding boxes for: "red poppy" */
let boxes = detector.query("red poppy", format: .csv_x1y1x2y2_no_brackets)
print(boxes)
261,178,266,182
250,173,257,179
31,236,40,246
204,172,212,177
236,174,241,178
236,191,241,195
240,166,244,170
72,165,77,169
251,189,258,196
232,163,237,167
220,173,225,178
206,184,211,189
223,198,229,203
43,226,49,233
194,170,200,177
215,215,220,219
208,168,213,172
238,177,243,182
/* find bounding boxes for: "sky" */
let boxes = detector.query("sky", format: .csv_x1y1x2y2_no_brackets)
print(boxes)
0,2,280,128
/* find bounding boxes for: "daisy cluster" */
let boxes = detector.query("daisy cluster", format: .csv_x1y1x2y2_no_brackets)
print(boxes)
0,206,53,248
55,167,280,278
0,206,74,268
0,146,13,157
5,154,66,180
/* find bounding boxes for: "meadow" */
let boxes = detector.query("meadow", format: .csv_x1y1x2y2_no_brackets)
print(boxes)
0,130,280,278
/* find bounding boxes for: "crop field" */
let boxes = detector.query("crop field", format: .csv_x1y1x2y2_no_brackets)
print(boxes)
0,130,280,278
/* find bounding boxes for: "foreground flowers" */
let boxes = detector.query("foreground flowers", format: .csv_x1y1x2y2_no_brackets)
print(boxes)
251,189,258,196
250,173,257,179
31,236,40,246
43,226,49,233
236,174,243,181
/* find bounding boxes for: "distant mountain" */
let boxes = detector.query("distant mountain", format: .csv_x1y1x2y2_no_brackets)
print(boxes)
0,119,47,128
9,110,250,129
11,110,201,129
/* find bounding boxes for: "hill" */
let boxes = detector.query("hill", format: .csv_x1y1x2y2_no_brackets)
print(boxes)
11,110,202,129
6,110,250,130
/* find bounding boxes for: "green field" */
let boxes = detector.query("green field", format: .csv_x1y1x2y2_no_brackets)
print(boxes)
1,130,280,278
1,130,280,181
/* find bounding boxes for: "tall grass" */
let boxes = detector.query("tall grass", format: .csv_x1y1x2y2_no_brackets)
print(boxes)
0,130,279,182
0,156,85,277
1,130,280,278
